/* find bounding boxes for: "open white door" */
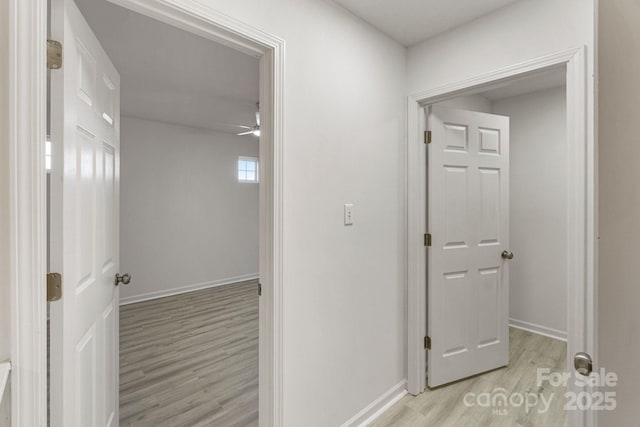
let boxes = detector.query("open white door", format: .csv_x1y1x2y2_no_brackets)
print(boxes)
49,0,121,425
427,107,510,388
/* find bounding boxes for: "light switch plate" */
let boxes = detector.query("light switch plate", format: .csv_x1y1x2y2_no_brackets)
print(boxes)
344,204,354,225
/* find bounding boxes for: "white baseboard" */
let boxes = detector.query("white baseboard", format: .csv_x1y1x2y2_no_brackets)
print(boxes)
340,379,407,427
509,318,567,342
119,273,259,306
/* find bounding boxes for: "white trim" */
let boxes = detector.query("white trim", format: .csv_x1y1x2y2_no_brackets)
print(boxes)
509,318,567,342
340,380,407,427
406,47,596,427
8,0,48,425
119,274,260,305
408,48,584,105
0,362,11,404
11,0,285,425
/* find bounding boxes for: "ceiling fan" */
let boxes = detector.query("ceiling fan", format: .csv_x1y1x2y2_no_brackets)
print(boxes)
237,102,260,137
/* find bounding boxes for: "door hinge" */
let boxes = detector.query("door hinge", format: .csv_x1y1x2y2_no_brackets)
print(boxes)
424,336,431,350
258,282,262,296
424,130,432,144
424,233,432,247
47,272,62,302
47,40,63,70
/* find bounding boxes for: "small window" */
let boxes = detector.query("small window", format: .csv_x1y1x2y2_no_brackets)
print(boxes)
238,156,259,183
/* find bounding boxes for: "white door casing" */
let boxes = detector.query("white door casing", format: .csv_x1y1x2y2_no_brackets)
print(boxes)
407,48,594,427
10,0,285,425
427,107,510,388
49,0,121,425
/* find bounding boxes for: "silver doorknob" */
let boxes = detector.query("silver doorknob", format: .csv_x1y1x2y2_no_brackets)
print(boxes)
115,273,131,286
501,250,514,260
574,352,593,376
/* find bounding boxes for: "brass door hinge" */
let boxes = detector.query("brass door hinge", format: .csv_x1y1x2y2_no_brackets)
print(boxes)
424,336,431,350
47,40,63,70
424,233,432,247
424,130,432,144
258,282,262,296
47,273,62,302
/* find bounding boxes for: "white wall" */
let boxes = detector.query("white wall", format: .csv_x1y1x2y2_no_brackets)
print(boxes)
598,1,640,423
119,116,259,304
0,5,404,422
187,2,407,426
0,0,600,425
408,0,595,95
0,0,406,424
493,87,567,339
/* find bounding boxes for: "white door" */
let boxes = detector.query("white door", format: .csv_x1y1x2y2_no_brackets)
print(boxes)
427,107,510,388
49,0,121,425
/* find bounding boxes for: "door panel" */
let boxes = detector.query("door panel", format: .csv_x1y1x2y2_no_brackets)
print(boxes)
427,107,509,388
50,0,120,425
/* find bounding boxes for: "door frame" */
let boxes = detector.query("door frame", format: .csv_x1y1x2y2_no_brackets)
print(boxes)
8,0,285,425
406,47,596,427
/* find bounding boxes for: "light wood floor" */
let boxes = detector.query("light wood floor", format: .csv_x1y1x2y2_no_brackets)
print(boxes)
119,280,259,427
372,328,567,427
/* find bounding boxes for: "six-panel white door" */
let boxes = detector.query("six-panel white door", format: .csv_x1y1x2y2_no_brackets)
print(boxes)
49,0,121,425
427,107,510,388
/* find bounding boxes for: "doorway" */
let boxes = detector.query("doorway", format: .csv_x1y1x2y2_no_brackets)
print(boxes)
406,49,596,427
48,1,263,424
47,0,262,424
381,71,569,425
9,0,284,425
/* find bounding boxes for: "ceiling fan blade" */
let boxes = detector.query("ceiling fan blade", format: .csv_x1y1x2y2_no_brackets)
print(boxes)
255,111,260,126
237,130,254,136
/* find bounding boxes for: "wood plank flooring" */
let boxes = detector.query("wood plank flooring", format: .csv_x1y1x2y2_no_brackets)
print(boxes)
119,284,565,427
372,328,567,427
119,280,259,427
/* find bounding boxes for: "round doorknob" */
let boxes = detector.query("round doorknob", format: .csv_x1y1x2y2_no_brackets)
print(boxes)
115,273,131,286
501,250,514,260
